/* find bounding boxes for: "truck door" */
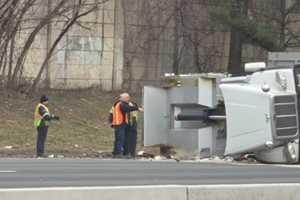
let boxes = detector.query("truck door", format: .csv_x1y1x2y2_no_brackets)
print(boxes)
143,86,169,146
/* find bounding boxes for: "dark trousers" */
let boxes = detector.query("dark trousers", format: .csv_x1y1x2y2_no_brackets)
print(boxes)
124,125,137,157
113,124,126,155
36,126,48,157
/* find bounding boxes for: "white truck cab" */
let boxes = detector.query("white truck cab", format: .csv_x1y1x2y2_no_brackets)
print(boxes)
144,63,300,163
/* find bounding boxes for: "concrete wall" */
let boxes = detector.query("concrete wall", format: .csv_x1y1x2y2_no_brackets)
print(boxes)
51,0,116,90
18,0,300,92
1,184,300,200
21,0,118,91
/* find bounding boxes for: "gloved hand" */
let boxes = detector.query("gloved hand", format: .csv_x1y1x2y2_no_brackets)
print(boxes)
53,116,60,120
51,115,60,120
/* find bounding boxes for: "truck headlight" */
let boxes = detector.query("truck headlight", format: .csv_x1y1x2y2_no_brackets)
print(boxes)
286,142,297,162
262,83,270,92
265,141,273,148
276,72,287,90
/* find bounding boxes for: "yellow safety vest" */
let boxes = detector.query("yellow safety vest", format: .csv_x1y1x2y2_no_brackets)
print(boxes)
34,103,50,127
130,110,138,121
129,102,138,123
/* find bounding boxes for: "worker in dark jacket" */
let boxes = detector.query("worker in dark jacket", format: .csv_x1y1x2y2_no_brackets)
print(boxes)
34,95,59,158
124,101,139,158
111,93,142,158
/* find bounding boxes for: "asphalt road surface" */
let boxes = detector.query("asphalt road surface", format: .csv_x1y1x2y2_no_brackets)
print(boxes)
0,158,300,188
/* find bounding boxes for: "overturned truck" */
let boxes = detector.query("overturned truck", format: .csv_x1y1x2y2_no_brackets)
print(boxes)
144,63,300,163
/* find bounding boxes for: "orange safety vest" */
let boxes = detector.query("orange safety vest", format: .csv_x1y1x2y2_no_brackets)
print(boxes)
112,102,128,125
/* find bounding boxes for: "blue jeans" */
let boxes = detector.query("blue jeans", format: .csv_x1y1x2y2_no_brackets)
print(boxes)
36,126,48,157
124,126,137,157
113,124,126,155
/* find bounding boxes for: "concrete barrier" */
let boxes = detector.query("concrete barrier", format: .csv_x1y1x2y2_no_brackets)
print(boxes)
188,184,300,200
0,184,300,200
0,186,186,200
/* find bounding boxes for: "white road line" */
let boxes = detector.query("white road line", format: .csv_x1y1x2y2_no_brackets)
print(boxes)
1,183,300,191
0,170,16,173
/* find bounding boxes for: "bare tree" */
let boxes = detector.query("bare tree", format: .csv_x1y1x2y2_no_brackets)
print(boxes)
121,0,176,90
250,0,300,50
212,0,300,73
179,0,223,73
120,0,225,90
0,0,110,92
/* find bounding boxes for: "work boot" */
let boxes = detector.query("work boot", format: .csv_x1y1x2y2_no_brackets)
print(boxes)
113,154,124,159
124,154,132,159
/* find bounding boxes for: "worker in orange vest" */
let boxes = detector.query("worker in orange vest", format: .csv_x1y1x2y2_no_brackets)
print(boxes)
109,93,142,158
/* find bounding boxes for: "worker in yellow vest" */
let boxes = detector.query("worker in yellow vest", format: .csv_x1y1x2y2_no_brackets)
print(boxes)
34,95,59,158
110,93,142,158
124,101,140,158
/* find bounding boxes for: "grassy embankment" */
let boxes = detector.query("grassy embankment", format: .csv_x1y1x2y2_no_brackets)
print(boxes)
0,89,142,157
